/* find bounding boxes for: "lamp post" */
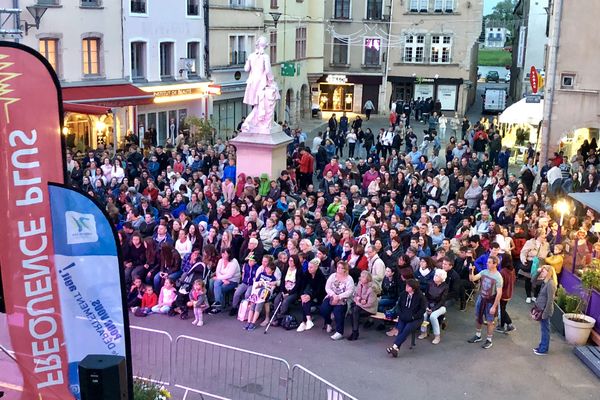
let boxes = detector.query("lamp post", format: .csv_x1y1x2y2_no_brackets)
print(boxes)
554,198,570,243
22,5,48,35
269,12,282,29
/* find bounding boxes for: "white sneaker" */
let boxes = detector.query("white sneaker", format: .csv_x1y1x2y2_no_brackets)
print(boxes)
296,322,307,332
192,319,198,326
326,324,333,333
305,319,314,330
330,332,344,340
197,321,204,327
525,297,532,304
531,297,537,302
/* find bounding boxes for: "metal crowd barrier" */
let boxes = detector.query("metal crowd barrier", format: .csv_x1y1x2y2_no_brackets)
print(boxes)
288,364,359,400
129,325,173,385
129,325,359,400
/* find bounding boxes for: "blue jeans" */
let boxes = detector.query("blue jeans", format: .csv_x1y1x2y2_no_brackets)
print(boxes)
394,319,422,348
378,297,397,313
211,279,238,305
538,318,550,353
320,297,347,334
153,270,183,293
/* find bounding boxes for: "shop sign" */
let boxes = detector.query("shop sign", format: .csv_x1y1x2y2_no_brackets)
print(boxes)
154,88,195,98
529,66,538,94
326,74,348,84
526,94,541,103
415,77,435,84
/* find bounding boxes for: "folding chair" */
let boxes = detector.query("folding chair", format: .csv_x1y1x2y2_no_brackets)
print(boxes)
465,281,480,308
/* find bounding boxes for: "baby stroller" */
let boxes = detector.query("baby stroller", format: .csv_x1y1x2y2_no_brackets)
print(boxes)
171,261,210,319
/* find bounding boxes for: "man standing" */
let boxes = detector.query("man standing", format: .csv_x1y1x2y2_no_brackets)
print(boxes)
467,255,503,349
364,99,375,120
298,148,315,190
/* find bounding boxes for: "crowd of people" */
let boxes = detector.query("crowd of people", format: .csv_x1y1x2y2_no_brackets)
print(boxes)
63,108,600,357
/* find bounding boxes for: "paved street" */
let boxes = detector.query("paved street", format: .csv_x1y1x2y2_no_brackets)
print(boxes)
130,280,597,400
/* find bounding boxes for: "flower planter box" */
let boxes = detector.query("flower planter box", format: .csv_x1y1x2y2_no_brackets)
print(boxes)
559,270,600,337
551,301,565,336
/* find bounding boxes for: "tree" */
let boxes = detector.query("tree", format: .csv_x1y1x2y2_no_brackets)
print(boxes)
185,116,215,144
485,0,516,27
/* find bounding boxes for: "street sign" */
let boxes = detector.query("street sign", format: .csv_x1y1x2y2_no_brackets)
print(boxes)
281,62,295,77
526,95,541,103
529,66,538,94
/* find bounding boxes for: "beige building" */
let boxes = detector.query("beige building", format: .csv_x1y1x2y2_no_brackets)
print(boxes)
319,0,390,115
541,0,600,162
208,0,324,137
385,0,483,115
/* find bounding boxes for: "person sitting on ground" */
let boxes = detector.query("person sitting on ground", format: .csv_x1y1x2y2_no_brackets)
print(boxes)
348,270,379,341
244,260,277,331
385,279,427,358
297,258,327,332
151,278,177,314
320,261,355,340
419,269,449,344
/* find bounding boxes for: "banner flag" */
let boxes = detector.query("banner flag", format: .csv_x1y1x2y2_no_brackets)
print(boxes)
48,183,130,398
0,41,70,400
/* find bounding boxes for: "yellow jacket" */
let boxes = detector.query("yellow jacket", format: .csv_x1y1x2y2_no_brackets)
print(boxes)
545,254,564,275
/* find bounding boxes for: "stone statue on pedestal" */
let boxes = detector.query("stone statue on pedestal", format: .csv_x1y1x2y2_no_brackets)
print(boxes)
241,36,281,135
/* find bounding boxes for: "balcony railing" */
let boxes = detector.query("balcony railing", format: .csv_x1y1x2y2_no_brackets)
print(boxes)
230,51,247,65
131,0,146,13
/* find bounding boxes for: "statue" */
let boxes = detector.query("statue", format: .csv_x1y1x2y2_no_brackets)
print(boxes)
241,36,281,135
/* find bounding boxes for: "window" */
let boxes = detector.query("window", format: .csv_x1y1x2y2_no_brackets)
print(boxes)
131,0,146,14
130,41,146,80
230,0,254,6
409,0,419,12
187,0,200,16
419,0,428,12
332,37,349,64
37,0,59,5
561,73,575,89
334,0,351,19
39,38,58,72
295,27,307,59
366,0,383,19
270,0,278,8
82,38,100,75
444,0,455,12
269,31,277,62
187,42,200,76
430,35,452,63
403,35,425,63
364,38,381,65
229,35,250,65
159,42,174,79
81,0,101,6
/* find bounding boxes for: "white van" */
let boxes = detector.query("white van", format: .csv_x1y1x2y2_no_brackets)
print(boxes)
482,88,507,113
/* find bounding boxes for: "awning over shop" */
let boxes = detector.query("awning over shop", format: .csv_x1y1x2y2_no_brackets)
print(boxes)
62,84,154,107
499,97,544,125
569,192,600,214
63,102,111,115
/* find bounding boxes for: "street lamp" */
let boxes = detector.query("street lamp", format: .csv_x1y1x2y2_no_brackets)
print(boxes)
21,5,48,35
554,198,570,243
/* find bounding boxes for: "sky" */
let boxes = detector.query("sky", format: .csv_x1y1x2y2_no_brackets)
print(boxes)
484,0,503,15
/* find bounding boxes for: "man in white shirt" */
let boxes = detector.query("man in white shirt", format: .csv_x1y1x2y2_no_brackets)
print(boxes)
547,164,563,195
312,132,323,153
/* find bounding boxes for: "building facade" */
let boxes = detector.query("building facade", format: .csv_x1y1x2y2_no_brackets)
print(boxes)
510,0,548,100
208,0,324,138
122,0,214,147
484,26,509,48
385,0,483,116
542,0,600,161
319,0,390,115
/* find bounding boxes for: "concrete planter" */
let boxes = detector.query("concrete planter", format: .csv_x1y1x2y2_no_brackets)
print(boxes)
563,313,596,346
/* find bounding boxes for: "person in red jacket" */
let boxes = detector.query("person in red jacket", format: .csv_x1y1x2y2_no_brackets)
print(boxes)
228,206,246,230
298,148,314,190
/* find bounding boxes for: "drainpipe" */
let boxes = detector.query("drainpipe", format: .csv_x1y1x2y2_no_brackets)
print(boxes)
381,0,394,113
539,0,563,166
13,0,20,43
204,0,210,78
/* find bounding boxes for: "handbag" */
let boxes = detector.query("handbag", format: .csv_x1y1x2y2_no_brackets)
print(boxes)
530,305,543,321
237,299,249,322
530,257,540,278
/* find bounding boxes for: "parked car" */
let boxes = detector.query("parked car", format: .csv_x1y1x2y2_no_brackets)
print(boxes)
485,71,500,83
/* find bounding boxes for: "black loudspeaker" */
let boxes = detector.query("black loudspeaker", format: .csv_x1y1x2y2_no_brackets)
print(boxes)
79,355,128,400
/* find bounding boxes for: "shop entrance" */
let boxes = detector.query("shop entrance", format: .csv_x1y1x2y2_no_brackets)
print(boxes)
319,83,354,112
391,83,412,107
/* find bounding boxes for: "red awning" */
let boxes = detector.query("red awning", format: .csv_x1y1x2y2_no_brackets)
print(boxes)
62,84,154,107
63,102,111,115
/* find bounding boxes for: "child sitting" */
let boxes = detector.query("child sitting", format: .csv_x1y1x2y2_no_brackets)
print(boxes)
244,261,277,331
138,285,158,316
127,277,145,312
152,278,177,314
188,279,209,326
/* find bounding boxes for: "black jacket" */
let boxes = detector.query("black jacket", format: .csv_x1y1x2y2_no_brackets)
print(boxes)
301,268,327,304
391,290,427,322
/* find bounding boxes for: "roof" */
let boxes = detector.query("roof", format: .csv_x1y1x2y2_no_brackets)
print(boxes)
569,193,600,214
62,84,154,107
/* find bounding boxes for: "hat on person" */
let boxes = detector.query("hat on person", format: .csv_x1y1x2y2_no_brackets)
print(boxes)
245,254,255,262
128,187,137,193
199,221,208,231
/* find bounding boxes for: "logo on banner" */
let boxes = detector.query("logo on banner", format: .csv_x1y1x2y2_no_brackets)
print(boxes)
66,211,98,244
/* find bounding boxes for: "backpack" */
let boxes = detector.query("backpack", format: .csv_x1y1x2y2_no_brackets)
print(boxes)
281,315,299,331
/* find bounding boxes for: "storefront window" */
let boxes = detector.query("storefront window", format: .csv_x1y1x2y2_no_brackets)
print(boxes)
158,111,168,145
319,83,354,111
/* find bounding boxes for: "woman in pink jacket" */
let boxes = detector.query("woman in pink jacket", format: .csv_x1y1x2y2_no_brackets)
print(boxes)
348,270,379,341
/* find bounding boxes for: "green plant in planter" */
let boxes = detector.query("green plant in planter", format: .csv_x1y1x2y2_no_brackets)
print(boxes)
133,378,171,400
580,265,600,292
555,286,567,310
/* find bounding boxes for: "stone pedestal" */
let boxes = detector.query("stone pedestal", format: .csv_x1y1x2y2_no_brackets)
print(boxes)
230,126,292,179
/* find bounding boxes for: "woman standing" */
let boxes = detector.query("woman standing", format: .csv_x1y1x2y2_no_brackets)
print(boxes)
497,256,516,334
320,261,355,340
533,265,557,355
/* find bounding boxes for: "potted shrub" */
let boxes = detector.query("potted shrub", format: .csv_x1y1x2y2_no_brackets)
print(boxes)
133,378,171,400
552,286,579,336
563,268,600,346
